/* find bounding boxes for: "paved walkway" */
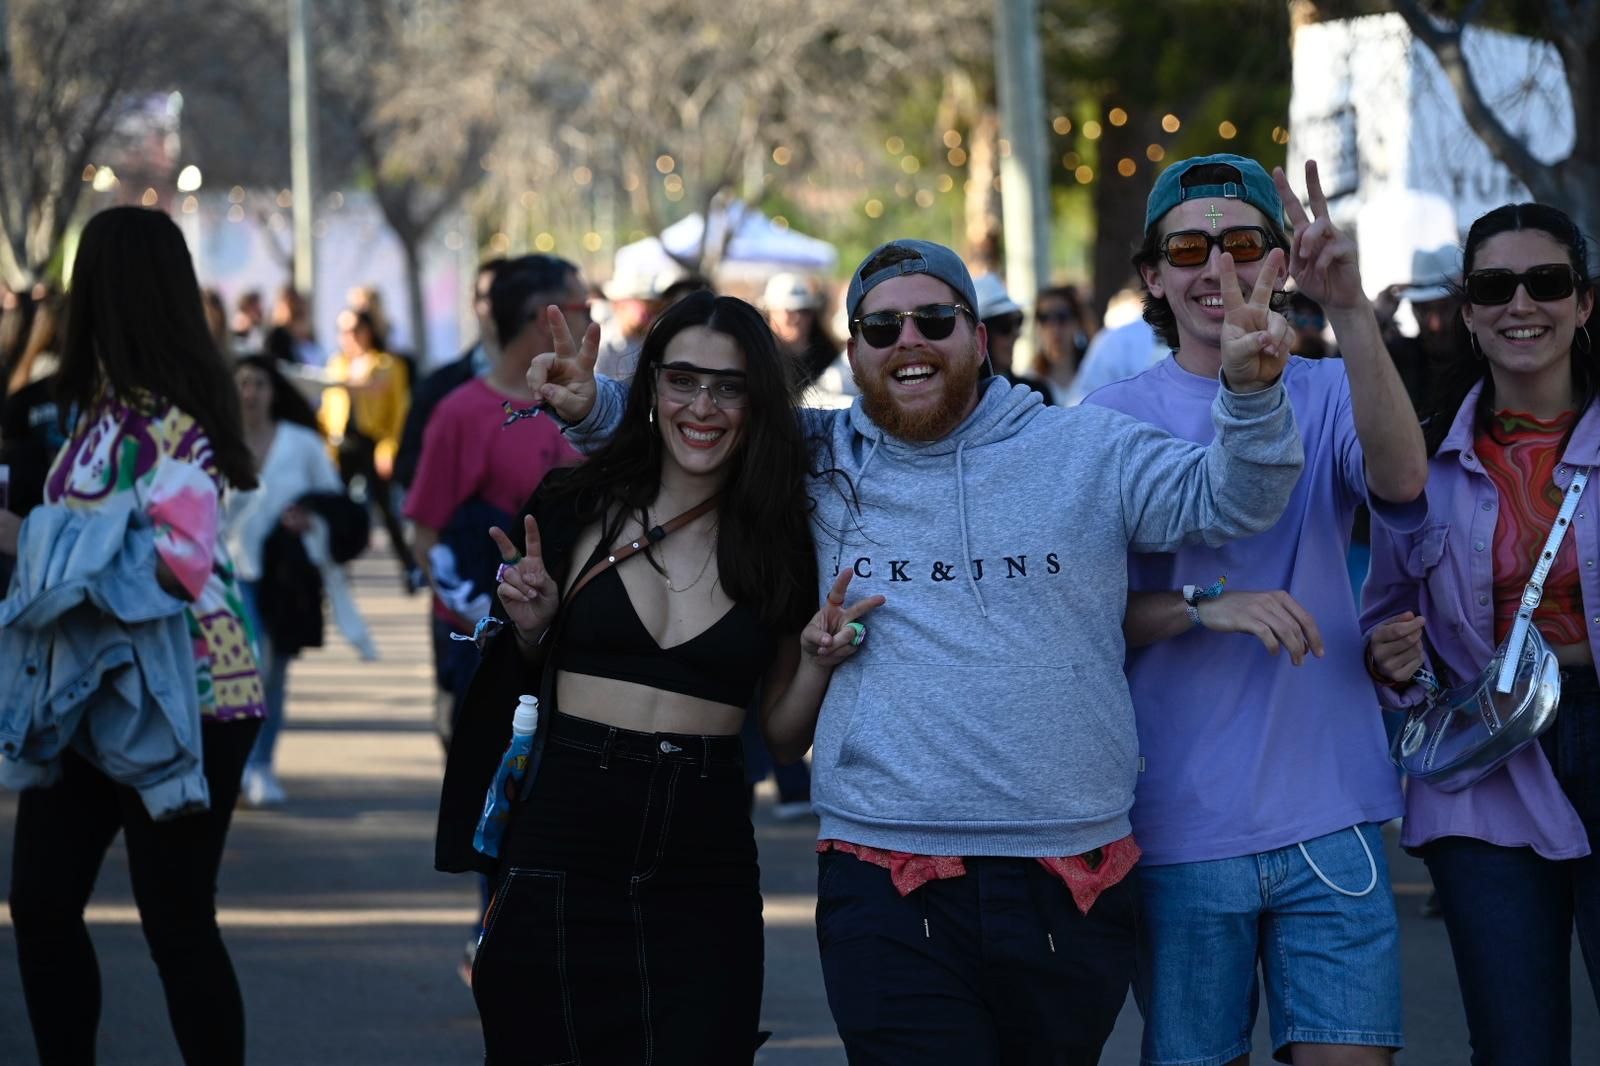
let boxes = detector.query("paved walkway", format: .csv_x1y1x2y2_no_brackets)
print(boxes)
0,547,1594,1063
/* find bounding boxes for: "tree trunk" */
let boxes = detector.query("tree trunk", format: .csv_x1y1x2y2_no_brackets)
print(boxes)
1091,106,1154,320
399,231,430,369
964,109,1003,269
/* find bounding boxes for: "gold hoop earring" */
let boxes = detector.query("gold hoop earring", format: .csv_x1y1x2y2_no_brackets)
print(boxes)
648,406,656,424
1578,325,1594,356
1470,332,1486,361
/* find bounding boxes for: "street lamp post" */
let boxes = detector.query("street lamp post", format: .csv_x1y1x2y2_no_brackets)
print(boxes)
288,0,319,309
994,0,1052,369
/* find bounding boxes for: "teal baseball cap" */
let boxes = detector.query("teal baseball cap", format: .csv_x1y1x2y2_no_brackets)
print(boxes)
846,239,978,322
1144,153,1283,233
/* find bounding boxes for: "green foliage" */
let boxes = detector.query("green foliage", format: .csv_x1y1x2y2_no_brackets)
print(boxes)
1032,0,1294,291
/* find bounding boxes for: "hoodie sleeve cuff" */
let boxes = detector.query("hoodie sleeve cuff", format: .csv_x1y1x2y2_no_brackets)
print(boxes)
560,375,627,453
1214,373,1287,420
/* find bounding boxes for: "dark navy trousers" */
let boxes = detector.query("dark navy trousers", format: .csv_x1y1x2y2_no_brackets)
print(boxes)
816,849,1138,1065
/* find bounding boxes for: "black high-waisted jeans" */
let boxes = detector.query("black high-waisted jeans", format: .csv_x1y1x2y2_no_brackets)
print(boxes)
473,711,762,1065
9,716,261,1066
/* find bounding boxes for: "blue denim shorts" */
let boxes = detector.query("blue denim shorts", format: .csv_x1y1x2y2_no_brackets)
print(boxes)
1134,823,1403,1065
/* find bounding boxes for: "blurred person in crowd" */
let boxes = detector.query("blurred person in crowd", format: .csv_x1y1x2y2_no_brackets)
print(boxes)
0,283,41,402
973,272,1051,403
231,289,264,352
1365,202,1600,1064
758,273,857,409
1030,283,1096,403
762,272,839,390
594,266,661,384
394,258,508,491
226,355,377,808
659,272,713,309
1066,313,1169,406
437,292,838,1063
264,284,323,368
405,255,582,985
532,236,1305,1061
2,286,66,518
1091,155,1425,1066
347,285,418,403
0,286,64,591
347,284,395,352
3,207,264,1066
1379,245,1467,417
201,288,233,359
1287,289,1332,359
405,255,581,751
322,308,417,590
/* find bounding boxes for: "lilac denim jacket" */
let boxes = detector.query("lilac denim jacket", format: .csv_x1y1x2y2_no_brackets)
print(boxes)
1361,381,1600,860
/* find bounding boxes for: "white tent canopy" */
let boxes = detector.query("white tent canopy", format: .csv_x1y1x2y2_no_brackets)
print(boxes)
611,202,837,287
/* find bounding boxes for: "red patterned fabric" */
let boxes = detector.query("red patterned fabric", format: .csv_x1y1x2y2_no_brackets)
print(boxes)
817,835,1141,916
1477,411,1586,646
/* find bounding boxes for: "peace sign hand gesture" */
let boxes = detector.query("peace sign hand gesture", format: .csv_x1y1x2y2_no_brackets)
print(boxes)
488,514,560,642
800,570,887,669
1219,247,1293,391
525,305,602,424
1274,160,1365,313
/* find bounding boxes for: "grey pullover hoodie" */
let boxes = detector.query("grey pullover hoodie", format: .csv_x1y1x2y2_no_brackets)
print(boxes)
569,373,1303,857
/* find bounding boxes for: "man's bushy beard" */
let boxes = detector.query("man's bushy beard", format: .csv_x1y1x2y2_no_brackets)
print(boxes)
854,342,983,442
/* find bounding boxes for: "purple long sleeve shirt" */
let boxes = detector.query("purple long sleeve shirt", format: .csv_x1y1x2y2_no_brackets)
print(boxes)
1361,380,1599,860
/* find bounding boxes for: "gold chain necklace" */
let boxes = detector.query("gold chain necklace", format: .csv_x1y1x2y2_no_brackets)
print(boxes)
648,511,717,594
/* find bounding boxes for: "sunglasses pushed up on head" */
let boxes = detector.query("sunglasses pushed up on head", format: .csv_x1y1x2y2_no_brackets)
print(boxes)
1464,264,1578,306
852,303,974,349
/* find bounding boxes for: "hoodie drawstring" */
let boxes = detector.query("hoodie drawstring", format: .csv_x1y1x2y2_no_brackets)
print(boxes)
954,441,988,617
830,435,885,579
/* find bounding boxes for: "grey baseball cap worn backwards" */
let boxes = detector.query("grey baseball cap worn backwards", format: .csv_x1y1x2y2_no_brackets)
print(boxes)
1144,153,1284,232
846,239,979,322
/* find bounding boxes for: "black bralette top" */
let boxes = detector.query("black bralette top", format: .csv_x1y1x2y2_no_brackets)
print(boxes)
558,564,776,708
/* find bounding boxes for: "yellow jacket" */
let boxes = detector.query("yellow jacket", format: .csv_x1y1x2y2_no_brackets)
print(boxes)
320,350,410,471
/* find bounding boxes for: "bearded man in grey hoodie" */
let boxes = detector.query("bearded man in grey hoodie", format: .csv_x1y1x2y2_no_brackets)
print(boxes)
524,239,1305,1063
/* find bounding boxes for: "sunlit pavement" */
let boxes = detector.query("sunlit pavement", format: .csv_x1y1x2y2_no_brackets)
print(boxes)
0,543,1593,1063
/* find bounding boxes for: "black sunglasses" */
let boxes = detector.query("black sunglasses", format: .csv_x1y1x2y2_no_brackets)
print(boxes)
1464,264,1577,306
984,311,1024,336
1161,226,1275,268
852,303,974,349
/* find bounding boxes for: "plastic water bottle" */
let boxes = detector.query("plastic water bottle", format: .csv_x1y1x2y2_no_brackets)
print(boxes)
472,695,539,858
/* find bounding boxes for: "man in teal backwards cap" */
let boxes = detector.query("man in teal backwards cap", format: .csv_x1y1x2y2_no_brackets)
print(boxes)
1086,156,1426,1066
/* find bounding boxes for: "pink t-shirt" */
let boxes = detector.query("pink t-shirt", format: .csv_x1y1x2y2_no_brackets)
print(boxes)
404,378,578,531
405,379,579,624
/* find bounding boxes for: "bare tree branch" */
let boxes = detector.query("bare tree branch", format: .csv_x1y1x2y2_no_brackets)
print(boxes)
1392,0,1558,201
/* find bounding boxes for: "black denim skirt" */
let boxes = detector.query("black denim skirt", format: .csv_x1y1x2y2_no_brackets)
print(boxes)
472,711,761,1065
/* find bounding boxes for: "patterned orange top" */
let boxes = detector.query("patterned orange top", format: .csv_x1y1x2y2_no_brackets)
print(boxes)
1477,410,1586,646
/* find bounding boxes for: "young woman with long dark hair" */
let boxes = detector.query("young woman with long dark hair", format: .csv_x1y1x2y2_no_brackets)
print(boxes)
437,291,878,1064
225,354,377,806
1364,202,1600,1063
4,206,264,1065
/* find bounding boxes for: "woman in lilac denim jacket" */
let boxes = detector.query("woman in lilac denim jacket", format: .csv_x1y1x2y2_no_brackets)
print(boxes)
1362,202,1600,1065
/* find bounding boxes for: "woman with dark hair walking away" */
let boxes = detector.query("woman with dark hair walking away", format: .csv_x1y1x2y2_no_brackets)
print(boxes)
2,207,264,1066
437,292,879,1064
226,354,377,806
1365,202,1600,1064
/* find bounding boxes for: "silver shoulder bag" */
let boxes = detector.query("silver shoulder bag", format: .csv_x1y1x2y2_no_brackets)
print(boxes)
1390,468,1588,792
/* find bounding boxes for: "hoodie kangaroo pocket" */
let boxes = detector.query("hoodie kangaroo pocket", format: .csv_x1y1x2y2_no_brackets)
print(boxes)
827,663,1138,827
